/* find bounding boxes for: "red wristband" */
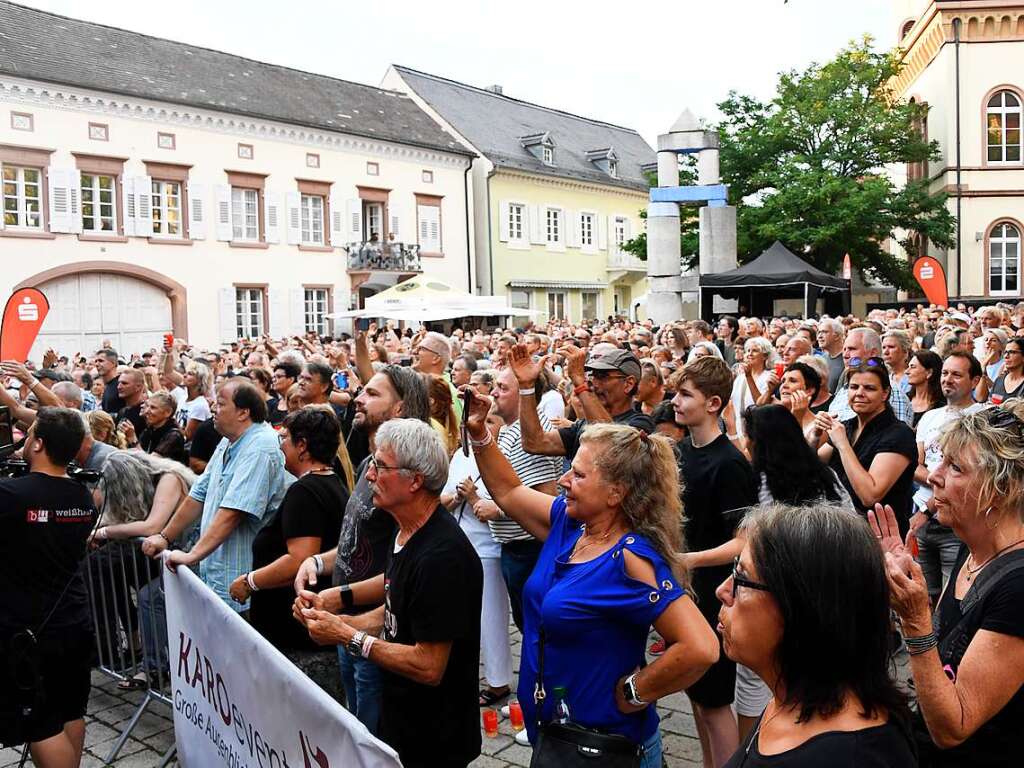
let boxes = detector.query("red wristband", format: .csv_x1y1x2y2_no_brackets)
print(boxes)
573,383,590,396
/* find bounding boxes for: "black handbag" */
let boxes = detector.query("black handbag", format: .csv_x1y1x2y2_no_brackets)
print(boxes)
528,629,643,768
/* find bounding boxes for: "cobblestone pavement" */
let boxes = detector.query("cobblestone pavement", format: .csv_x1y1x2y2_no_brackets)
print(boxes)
0,628,911,768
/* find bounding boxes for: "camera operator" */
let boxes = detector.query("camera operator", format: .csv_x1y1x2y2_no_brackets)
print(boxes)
0,407,98,767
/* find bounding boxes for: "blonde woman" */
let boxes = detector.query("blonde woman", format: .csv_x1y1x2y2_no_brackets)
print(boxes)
426,373,459,456
730,337,776,438
88,409,126,449
464,389,718,766
179,361,212,440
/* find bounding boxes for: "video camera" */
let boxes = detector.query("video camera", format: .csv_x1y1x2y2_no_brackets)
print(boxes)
0,405,101,483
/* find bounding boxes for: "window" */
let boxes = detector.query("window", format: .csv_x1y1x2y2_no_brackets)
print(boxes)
304,288,330,335
987,91,1022,163
581,292,599,320
300,194,325,245
367,162,380,176
10,112,33,132
608,160,618,178
80,173,117,233
2,165,42,229
235,288,265,338
363,202,383,241
547,291,566,320
511,289,531,326
542,146,554,165
546,208,561,244
614,217,628,254
157,132,176,150
580,212,594,247
231,188,259,241
509,203,524,241
237,143,254,160
151,180,183,237
990,222,1021,295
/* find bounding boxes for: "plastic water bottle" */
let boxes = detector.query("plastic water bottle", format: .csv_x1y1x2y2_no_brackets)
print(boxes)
553,686,571,724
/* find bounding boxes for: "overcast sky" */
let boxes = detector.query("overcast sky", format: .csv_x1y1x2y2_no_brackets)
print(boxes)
19,0,896,146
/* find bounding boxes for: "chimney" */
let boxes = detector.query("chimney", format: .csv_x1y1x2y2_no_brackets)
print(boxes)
485,84,503,95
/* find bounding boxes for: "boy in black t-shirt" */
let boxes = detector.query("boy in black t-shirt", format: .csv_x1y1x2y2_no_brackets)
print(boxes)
671,357,757,768
0,408,97,762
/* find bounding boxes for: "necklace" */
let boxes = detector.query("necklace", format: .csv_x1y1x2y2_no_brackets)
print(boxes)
570,524,619,561
300,465,333,478
965,537,1024,581
742,700,784,765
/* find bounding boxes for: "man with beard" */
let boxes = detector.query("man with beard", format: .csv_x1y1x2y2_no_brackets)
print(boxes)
293,365,430,735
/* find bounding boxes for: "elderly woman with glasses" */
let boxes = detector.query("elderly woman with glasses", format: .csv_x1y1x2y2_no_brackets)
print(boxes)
461,387,718,767
811,358,917,532
871,406,1024,767
718,504,916,767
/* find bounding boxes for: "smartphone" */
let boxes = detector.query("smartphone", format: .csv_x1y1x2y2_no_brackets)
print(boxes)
460,388,472,456
333,371,348,390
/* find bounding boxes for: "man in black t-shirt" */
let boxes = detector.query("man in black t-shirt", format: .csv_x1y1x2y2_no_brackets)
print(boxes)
113,368,147,439
94,348,124,414
297,419,482,768
0,408,97,762
671,357,757,768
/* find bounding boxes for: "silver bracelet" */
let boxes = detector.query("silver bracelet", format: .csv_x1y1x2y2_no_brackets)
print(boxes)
245,571,260,592
903,631,937,655
469,431,493,449
518,387,536,396
313,554,324,576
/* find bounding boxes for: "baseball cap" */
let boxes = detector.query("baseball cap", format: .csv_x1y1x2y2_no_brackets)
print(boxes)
949,311,971,325
585,349,642,380
34,369,71,382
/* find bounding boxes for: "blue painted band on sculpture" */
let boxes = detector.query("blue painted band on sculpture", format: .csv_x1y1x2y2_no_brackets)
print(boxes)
650,185,729,203
708,199,728,208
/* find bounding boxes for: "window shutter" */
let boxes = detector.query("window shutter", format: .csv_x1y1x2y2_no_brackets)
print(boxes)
67,169,82,233
597,214,608,251
290,288,307,335
187,182,207,240
346,199,362,242
390,212,400,241
498,201,510,242
329,191,345,246
529,204,544,244
121,175,137,237
134,175,153,237
269,288,288,338
286,191,301,245
215,185,233,241
264,191,281,244
219,287,237,343
47,167,72,233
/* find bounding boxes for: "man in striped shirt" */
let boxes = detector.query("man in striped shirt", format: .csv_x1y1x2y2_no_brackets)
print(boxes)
477,368,559,631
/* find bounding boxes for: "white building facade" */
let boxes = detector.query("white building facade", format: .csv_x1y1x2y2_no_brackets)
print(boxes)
0,2,474,357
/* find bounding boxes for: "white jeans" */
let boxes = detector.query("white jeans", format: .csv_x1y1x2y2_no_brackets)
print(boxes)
481,556,513,688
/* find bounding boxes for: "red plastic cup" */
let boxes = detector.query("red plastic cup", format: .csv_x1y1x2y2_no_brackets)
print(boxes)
774,362,785,379
482,708,499,738
509,700,525,732
164,333,175,349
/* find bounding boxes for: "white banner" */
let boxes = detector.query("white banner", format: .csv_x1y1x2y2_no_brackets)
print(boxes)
164,562,401,768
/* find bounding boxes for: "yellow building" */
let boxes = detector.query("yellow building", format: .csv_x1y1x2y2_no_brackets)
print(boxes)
385,66,654,323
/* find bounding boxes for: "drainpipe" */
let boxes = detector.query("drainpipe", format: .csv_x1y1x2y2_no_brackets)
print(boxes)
954,17,963,300
463,158,473,293
485,170,496,295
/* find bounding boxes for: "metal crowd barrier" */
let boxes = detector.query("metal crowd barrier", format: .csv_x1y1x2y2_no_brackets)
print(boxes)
83,537,176,767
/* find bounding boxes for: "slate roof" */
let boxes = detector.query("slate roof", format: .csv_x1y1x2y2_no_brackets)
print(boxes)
393,66,654,191
0,1,472,156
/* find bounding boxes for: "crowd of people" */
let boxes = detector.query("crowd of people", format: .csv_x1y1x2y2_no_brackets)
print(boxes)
1,300,1023,768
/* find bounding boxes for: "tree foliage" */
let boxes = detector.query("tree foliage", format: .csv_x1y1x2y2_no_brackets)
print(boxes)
626,37,954,289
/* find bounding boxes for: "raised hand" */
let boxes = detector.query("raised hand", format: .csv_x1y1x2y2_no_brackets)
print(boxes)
563,345,588,386
867,503,911,558
508,344,548,388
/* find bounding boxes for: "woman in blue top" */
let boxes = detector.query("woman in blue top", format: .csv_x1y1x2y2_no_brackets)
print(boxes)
464,387,719,767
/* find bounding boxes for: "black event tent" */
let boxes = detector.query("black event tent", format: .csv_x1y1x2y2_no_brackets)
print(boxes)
699,241,851,320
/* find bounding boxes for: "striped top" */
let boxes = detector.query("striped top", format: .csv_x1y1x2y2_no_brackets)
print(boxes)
490,412,561,543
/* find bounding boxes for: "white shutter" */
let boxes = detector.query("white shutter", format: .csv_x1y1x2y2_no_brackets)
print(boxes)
498,200,510,242
47,168,75,233
121,175,137,237
187,182,207,240
290,288,306,335
134,175,153,237
529,204,544,244
285,191,301,245
597,213,608,251
329,191,345,247
269,288,288,338
346,199,362,242
389,212,400,241
67,169,82,233
219,287,237,343
264,191,281,244
215,185,233,241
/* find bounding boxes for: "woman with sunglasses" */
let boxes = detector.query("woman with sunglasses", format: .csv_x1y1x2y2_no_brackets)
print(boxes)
812,358,917,533
872,406,1024,767
718,504,916,767
976,337,1024,405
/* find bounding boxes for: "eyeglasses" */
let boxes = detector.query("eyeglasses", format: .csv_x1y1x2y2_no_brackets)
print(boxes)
368,457,408,474
730,556,771,600
848,356,885,369
586,371,625,382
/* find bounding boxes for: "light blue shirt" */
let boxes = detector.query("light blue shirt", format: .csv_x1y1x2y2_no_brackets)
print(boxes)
189,422,293,610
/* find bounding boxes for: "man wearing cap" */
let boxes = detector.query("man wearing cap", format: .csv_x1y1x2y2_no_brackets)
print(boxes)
413,331,462,419
509,343,655,463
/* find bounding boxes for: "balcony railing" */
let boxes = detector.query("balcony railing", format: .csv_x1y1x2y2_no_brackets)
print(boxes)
345,242,422,272
606,251,647,271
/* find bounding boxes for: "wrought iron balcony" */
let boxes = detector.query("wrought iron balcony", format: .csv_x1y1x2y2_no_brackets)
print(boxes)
345,242,422,272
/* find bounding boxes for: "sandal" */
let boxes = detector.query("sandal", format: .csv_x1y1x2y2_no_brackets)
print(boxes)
117,672,150,691
479,686,510,707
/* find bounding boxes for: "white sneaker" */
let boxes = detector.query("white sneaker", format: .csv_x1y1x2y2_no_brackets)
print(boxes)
515,729,530,746
500,705,511,719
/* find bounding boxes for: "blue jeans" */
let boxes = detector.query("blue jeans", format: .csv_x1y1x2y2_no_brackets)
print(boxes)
137,577,168,675
500,539,543,632
640,729,662,768
916,523,962,598
338,647,382,736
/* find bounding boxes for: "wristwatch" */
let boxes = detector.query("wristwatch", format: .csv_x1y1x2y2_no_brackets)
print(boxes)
339,584,355,611
347,630,366,658
622,673,647,708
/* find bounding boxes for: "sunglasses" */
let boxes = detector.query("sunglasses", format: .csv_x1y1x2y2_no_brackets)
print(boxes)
982,407,1024,435
729,556,771,600
848,356,885,368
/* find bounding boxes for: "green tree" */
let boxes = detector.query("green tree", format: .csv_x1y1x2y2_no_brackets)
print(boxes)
627,37,954,289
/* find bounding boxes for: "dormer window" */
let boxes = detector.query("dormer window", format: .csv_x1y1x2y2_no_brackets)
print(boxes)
609,160,618,178
543,146,554,165
520,132,556,165
586,147,619,179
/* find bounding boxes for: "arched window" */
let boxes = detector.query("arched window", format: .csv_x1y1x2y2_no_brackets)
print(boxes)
987,90,1023,163
990,222,1021,295
900,19,915,40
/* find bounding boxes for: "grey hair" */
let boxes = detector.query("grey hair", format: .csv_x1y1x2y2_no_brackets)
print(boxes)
745,335,777,362
849,327,882,355
186,361,213,398
687,341,724,362
818,318,845,336
374,418,449,494
52,381,83,408
277,349,306,367
147,390,177,414
882,329,912,356
98,450,196,525
797,354,830,388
